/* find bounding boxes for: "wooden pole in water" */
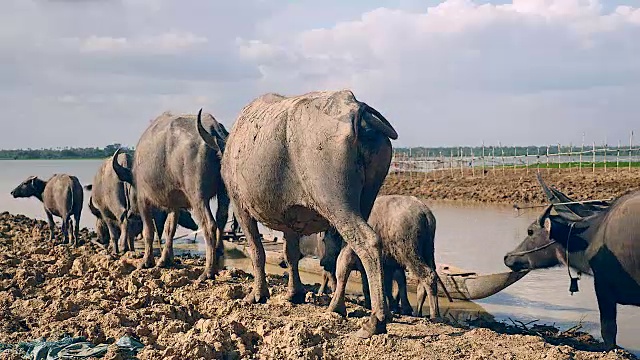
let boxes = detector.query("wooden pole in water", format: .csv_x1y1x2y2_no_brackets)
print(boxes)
450,150,454,177
557,143,561,170
409,147,413,178
617,140,621,173
592,142,596,173
630,131,634,173
513,145,517,173
526,147,529,174
537,147,540,173
546,145,550,174
604,139,607,173
471,148,475,178
439,151,444,179
569,143,573,173
492,146,496,175
482,142,486,177
459,147,464,177
580,132,584,172
500,142,505,175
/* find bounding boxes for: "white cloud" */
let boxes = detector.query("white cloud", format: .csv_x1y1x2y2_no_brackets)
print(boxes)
235,0,640,146
79,32,207,54
1,0,639,149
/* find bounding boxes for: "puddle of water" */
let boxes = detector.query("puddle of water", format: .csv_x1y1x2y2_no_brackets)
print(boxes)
1,160,638,354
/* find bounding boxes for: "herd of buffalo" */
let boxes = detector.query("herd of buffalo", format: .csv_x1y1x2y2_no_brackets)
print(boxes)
9,90,640,351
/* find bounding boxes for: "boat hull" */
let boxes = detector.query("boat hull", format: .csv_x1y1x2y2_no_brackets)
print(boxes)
222,239,528,301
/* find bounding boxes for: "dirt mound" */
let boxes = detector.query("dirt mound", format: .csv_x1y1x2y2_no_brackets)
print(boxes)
0,212,635,359
381,169,640,205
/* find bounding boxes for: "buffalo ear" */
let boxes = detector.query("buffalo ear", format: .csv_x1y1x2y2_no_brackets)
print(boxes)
544,217,552,233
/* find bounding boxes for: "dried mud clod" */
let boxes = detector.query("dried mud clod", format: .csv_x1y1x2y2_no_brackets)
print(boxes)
0,212,637,359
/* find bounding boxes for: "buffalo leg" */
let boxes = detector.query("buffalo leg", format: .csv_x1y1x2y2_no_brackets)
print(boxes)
153,210,167,248
105,220,120,254
395,270,413,316
118,217,130,252
595,278,618,350
283,231,305,303
409,261,439,319
45,210,55,241
234,205,269,303
362,266,372,310
157,211,178,268
326,214,388,338
138,202,156,269
215,192,230,271
193,202,219,281
327,245,357,316
61,216,70,245
318,270,335,295
73,214,81,246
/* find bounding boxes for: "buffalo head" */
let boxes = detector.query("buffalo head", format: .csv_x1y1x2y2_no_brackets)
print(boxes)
504,205,590,272
11,176,45,199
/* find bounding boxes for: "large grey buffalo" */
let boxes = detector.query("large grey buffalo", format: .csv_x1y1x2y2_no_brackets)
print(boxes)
86,152,199,253
504,189,640,350
113,111,230,281
11,174,83,246
321,195,440,319
198,90,398,338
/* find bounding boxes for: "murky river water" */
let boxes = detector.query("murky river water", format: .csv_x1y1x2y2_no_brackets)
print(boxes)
1,160,638,354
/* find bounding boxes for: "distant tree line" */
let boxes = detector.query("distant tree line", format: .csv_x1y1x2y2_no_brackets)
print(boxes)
0,144,134,160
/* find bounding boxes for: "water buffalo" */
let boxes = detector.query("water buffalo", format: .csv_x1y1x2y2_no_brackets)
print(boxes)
321,195,440,319
113,111,230,281
199,90,398,338
85,151,139,254
504,191,640,350
11,174,83,246
86,152,200,253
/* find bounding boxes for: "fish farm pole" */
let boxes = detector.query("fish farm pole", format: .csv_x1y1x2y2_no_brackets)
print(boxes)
459,147,464,177
569,143,573,172
592,142,596,173
492,146,496,175
557,143,561,170
604,139,607,173
580,132,584,172
482,142,485,177
630,131,634,173
617,140,620,173
546,145,550,173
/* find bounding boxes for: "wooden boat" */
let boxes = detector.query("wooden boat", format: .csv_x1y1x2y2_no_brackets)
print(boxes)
222,238,529,301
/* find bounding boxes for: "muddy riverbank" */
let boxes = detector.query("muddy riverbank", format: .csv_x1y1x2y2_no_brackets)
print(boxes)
380,169,640,205
0,213,636,359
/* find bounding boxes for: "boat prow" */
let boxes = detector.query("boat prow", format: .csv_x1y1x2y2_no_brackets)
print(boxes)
435,264,529,301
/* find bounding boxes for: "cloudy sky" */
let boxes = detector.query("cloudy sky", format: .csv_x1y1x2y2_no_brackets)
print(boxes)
2,0,639,149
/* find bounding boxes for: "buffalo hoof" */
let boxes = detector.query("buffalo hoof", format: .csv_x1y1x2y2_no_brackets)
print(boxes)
244,289,269,304
399,306,413,316
285,290,306,304
138,256,155,270
156,257,174,269
327,301,347,317
197,270,217,283
354,314,387,339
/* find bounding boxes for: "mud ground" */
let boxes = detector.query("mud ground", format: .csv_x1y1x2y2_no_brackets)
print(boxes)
380,169,640,205
0,212,637,359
